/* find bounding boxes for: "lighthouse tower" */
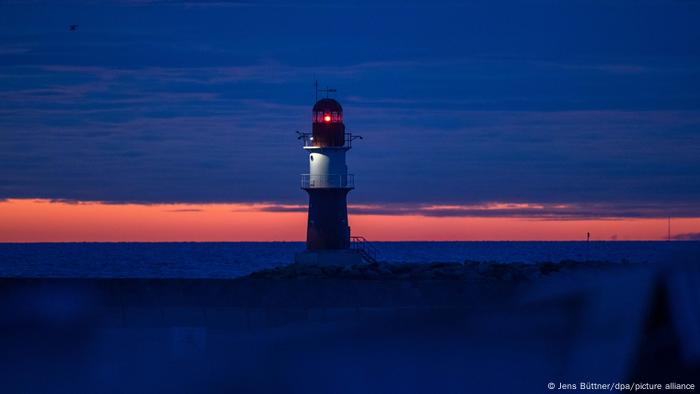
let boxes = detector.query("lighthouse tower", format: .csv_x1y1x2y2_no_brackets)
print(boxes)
294,96,365,265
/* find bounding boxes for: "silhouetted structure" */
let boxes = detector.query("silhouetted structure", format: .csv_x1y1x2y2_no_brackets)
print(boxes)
295,95,372,264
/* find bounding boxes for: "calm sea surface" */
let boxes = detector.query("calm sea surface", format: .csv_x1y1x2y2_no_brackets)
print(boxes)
0,241,697,278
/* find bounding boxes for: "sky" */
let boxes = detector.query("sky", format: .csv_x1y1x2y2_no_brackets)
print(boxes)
1,0,700,241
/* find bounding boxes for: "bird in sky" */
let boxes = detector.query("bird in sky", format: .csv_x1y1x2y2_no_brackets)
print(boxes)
69,24,78,31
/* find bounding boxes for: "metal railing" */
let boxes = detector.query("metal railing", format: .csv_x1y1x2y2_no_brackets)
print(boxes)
298,132,359,148
350,236,380,264
301,174,354,189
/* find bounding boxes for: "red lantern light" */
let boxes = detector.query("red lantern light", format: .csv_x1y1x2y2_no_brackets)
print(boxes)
323,114,332,123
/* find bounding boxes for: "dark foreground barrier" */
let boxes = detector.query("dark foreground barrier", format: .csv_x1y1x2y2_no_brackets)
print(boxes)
0,261,698,393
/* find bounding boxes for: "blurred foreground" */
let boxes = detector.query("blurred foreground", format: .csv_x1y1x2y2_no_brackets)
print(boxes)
1,260,699,393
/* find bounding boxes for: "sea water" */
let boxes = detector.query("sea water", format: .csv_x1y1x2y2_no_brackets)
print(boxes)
0,241,697,278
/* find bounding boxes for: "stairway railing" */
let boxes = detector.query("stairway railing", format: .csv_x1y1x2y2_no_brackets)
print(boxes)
350,236,380,264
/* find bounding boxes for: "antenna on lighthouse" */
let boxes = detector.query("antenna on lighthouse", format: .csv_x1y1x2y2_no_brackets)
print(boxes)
315,81,337,99
322,87,337,98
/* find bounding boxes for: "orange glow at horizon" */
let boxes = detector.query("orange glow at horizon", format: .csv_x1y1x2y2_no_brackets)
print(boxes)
1,199,699,242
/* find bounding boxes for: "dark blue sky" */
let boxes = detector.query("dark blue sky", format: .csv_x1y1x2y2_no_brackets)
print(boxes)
1,0,699,217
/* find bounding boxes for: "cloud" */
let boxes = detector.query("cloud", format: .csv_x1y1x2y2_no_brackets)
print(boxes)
248,204,306,213
256,202,700,220
12,198,700,220
2,104,699,207
672,232,700,241
1,0,699,214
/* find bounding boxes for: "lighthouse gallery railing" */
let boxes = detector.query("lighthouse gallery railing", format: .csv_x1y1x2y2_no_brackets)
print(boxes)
300,133,355,148
301,174,354,189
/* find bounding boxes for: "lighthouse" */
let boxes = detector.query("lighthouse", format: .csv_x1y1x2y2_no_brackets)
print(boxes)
294,95,369,265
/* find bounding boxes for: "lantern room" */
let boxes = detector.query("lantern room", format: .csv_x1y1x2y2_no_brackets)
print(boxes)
312,98,343,124
311,98,345,147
